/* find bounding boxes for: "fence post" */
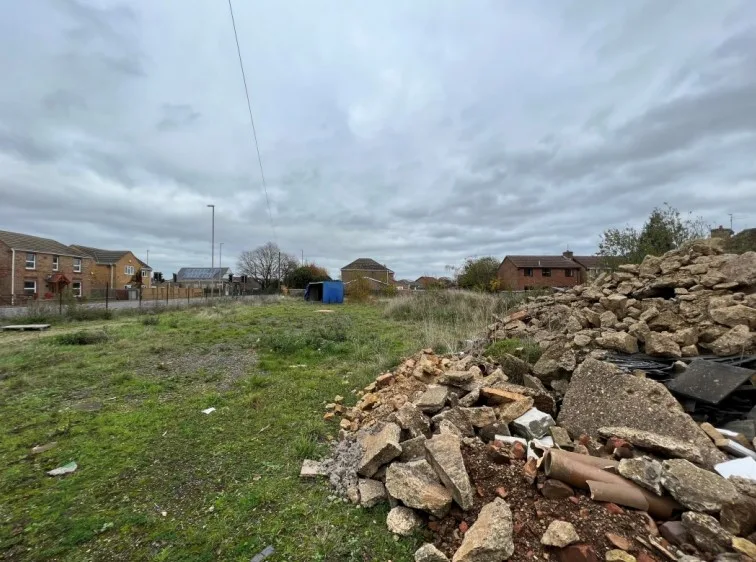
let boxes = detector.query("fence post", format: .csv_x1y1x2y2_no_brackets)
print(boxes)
187,287,190,306
105,282,109,311
139,287,142,310
166,285,169,306
59,290,63,315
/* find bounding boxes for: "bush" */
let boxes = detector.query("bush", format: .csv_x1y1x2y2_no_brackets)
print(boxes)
346,277,372,303
55,331,109,346
141,314,160,326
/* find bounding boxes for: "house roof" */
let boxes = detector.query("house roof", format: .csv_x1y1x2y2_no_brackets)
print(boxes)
572,256,607,269
343,276,389,286
0,230,88,257
341,258,393,273
71,245,150,269
415,276,438,284
504,255,582,269
176,267,230,281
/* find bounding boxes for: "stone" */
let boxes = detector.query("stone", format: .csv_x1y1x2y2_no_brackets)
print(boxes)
701,422,726,443
723,419,756,441
392,403,432,438
386,506,422,536
732,538,756,560
599,310,619,329
550,426,574,450
340,418,352,430
357,422,403,477
452,498,514,562
558,358,725,467
573,332,593,347
660,459,739,512
439,370,475,388
557,544,601,562
458,388,481,408
358,479,387,508
596,332,639,354
583,308,602,327
425,433,474,511
496,354,530,384
605,534,633,551
640,306,659,323
720,496,756,536
416,386,450,414
481,387,528,404
415,543,450,562
479,421,510,442
644,332,682,358
720,251,756,286
460,407,497,428
681,345,699,357
659,521,691,547
541,520,580,548
648,310,684,332
512,407,556,439
432,408,475,437
604,294,629,315
598,426,704,464
400,436,428,462
385,462,452,517
628,321,652,343
710,305,756,329
496,397,535,423
300,459,327,478
681,511,733,555
541,479,574,499
671,327,699,347
533,345,577,382
617,457,663,496
376,372,394,387
710,325,754,356
439,420,464,438
605,551,635,562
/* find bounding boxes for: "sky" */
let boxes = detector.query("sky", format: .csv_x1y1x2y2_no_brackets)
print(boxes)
1,0,755,280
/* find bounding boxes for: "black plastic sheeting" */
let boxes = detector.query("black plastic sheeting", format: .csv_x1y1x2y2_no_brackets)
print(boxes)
605,353,756,427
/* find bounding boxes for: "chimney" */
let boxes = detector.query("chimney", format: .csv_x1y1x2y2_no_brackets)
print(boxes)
562,250,574,259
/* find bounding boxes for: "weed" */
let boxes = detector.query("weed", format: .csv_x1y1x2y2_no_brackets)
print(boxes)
485,337,542,364
292,433,320,459
141,314,160,326
54,331,109,346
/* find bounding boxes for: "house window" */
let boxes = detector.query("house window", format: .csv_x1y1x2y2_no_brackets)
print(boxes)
23,280,36,294
72,282,82,297
542,268,552,277
73,258,82,273
125,265,135,275
523,268,534,277
52,256,59,271
141,270,149,278
25,253,36,269
565,269,574,277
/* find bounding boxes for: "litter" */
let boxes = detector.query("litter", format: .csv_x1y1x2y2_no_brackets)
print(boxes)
202,407,216,415
251,545,275,562
716,439,756,460
47,461,77,476
714,456,756,480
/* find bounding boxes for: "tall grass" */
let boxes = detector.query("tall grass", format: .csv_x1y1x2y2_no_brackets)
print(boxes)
382,290,527,352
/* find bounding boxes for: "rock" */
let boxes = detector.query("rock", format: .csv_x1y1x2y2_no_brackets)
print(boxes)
605,534,633,551
558,544,601,562
710,305,756,329
720,496,756,536
479,421,510,442
730,476,756,498
386,506,423,536
400,436,428,462
496,397,535,423
644,332,682,358
385,462,452,517
376,372,394,387
439,370,475,388
459,388,481,408
732,537,756,560
533,345,577,381
439,420,464,438
660,459,739,512
541,479,574,499
723,419,756,441
550,426,574,450
604,294,629,316
584,308,602,327
541,520,580,548
710,325,754,356
358,479,387,508
648,310,684,332
425,432,474,511
357,422,403,477
720,251,756,286
512,407,556,439
659,521,691,547
496,354,530,384
605,551,635,562
599,310,618,329
681,511,733,555
432,408,475,437
640,307,659,323
416,386,450,414
558,358,724,468
598,426,704,464
617,457,663,496
300,459,327,478
628,321,652,343
573,332,593,347
681,345,699,357
452,498,514,562
392,403,433,438
460,407,497,428
671,327,699,347
596,332,639,354
415,543,450,562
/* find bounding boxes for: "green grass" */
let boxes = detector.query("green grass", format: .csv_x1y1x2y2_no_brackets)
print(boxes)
0,300,432,561
485,338,542,365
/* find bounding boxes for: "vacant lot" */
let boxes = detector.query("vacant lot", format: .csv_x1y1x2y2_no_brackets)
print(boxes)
0,294,520,561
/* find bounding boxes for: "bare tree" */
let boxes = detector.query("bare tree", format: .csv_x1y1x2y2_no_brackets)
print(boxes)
237,242,297,290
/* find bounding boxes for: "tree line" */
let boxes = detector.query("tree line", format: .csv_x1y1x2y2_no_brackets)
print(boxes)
236,242,329,290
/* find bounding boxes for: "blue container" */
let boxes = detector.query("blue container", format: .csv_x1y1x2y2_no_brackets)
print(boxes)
304,281,344,304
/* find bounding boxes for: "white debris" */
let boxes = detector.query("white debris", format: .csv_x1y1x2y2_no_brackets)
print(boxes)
715,457,756,480
202,407,216,415
47,461,77,476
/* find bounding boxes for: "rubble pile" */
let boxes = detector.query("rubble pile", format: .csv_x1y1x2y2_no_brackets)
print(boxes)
301,242,756,562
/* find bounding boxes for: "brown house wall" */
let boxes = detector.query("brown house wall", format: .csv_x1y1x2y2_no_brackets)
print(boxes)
91,252,150,289
341,269,395,284
497,258,583,290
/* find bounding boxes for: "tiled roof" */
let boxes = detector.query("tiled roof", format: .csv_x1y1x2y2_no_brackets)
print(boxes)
0,230,87,257
71,246,150,269
572,256,608,269
176,267,230,281
504,255,582,269
341,258,393,272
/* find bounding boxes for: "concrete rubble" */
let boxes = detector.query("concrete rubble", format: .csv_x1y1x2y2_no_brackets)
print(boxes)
302,242,756,561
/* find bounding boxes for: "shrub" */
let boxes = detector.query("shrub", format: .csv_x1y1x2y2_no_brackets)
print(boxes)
346,277,372,303
141,314,160,326
55,331,109,346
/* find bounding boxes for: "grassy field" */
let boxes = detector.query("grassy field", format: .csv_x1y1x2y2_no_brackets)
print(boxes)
0,294,520,561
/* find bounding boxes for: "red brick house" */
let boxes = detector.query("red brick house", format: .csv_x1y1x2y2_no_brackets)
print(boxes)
340,258,395,285
497,252,583,291
0,230,93,304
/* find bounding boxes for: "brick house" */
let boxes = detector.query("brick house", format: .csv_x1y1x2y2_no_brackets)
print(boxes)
71,246,152,290
0,230,92,304
340,258,395,285
415,276,439,289
497,252,583,291
571,254,611,283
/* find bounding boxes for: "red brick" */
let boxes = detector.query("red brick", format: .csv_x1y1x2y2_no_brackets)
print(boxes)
557,544,600,562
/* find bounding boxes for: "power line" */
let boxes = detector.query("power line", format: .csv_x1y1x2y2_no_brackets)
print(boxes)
226,0,277,241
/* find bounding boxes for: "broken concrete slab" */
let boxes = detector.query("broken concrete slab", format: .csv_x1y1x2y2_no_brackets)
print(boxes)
424,432,474,511
495,397,535,423
358,478,387,508
617,457,663,496
415,386,449,414
300,459,327,478
452,498,514,562
709,324,754,356
385,462,452,517
512,407,555,439
459,406,497,428
392,403,432,438
431,408,475,437
660,459,739,513
386,506,423,536
681,512,733,555
550,426,574,450
541,520,580,548
666,359,755,406
399,436,428,462
557,358,725,468
357,422,402,478
598,426,704,464
439,370,475,388
533,345,577,382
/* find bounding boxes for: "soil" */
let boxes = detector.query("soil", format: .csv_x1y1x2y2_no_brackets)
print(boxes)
426,442,662,562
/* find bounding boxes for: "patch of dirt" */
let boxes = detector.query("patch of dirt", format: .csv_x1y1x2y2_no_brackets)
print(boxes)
152,343,258,390
429,442,660,562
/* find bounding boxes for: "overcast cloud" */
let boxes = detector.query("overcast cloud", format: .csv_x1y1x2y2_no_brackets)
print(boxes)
1,0,755,279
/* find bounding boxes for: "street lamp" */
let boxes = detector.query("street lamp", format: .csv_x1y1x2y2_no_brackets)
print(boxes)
207,204,215,296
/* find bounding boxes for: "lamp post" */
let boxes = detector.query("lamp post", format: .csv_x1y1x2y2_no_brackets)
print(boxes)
219,242,224,296
207,204,215,296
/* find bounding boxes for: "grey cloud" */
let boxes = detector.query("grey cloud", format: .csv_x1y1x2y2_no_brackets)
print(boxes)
156,104,201,132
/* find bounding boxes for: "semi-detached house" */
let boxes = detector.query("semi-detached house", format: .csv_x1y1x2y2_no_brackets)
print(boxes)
71,246,152,290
